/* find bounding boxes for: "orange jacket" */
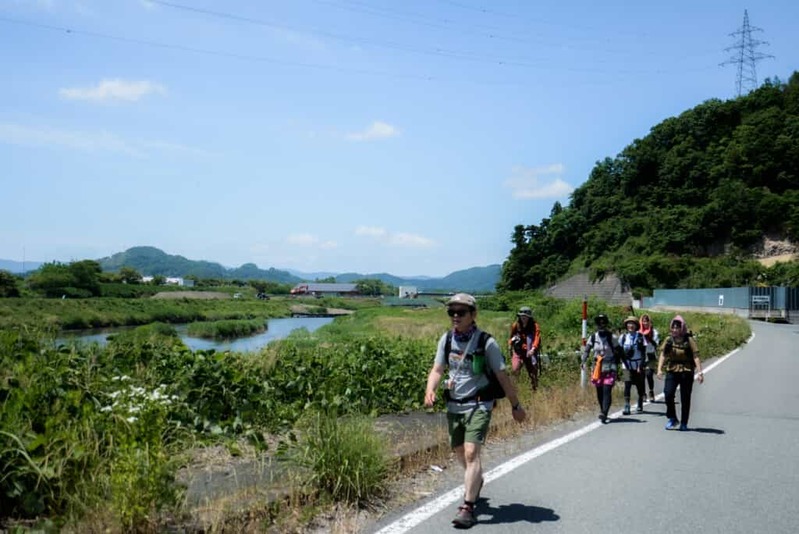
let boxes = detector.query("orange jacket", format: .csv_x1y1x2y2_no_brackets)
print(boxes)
509,320,541,352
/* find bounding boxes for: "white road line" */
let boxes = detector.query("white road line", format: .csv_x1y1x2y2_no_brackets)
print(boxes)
375,332,755,534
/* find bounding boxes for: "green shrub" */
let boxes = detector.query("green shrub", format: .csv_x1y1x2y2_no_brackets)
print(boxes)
285,410,389,503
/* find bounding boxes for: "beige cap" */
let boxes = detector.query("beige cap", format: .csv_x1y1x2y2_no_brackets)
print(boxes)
446,293,477,309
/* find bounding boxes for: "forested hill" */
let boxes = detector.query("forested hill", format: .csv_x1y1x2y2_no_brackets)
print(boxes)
500,72,799,294
98,246,303,284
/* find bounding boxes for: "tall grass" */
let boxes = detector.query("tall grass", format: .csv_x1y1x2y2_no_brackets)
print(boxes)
186,319,266,339
284,410,390,504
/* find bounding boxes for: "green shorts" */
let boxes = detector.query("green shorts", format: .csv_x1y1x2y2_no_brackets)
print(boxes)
447,408,492,447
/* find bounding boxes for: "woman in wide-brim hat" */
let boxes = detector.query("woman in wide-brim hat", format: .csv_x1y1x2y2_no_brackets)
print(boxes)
619,315,647,415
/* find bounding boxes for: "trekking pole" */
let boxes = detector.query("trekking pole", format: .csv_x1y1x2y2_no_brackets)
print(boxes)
580,296,587,388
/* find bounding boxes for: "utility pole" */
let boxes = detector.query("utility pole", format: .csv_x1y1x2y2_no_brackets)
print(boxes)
721,9,774,97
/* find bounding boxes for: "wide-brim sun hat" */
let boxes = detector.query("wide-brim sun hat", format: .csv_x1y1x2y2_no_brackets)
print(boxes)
446,293,477,309
517,306,533,318
624,315,640,327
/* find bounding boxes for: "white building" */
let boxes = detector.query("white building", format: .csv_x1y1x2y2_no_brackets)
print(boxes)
398,286,418,298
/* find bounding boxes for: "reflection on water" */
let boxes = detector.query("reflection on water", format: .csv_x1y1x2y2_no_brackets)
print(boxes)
57,317,334,353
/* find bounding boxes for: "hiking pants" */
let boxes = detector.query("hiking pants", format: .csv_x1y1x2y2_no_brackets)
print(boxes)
624,368,646,408
595,384,613,417
664,371,695,425
512,352,539,392
645,367,655,394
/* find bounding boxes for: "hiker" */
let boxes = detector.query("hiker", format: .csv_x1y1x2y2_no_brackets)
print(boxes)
618,315,647,414
581,314,622,424
640,313,660,401
424,293,526,529
508,306,542,392
657,315,704,431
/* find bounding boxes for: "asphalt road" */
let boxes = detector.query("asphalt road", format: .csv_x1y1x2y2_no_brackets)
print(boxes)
370,320,799,534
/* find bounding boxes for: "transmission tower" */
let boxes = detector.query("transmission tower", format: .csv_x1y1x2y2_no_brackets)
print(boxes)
721,10,774,96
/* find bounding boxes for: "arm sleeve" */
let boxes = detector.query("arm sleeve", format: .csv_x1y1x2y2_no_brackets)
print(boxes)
486,337,507,373
434,333,448,367
689,337,699,358
532,322,541,350
581,334,593,363
508,323,518,345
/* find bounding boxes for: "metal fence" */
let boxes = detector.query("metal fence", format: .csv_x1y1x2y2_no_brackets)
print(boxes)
641,286,799,322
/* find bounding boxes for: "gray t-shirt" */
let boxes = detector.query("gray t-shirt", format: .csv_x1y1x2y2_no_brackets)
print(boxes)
435,328,506,414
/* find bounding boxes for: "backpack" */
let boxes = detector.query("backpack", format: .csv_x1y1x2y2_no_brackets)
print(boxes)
445,330,506,401
589,330,623,363
664,332,695,365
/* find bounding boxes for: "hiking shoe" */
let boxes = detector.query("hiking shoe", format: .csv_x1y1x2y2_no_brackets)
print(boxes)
679,424,688,431
665,419,679,430
636,405,644,414
452,504,477,529
623,404,631,415
648,392,655,402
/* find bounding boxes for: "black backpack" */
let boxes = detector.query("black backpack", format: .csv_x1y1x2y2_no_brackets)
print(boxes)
444,330,506,401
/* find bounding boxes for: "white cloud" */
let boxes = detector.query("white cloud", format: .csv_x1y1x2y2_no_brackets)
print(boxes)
355,226,387,238
504,164,574,199
0,122,208,158
346,121,400,141
389,232,435,247
0,122,140,155
285,233,338,249
355,226,435,248
59,79,167,103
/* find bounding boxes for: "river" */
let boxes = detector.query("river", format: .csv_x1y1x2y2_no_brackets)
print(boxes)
57,316,334,352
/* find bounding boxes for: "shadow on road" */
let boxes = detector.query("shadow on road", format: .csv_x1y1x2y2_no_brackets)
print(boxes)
475,497,559,526
612,417,647,423
686,427,725,434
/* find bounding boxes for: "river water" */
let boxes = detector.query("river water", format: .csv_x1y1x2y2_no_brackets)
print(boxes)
57,316,334,352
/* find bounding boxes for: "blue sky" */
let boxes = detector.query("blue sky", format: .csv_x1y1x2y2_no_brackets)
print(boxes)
1,1,797,277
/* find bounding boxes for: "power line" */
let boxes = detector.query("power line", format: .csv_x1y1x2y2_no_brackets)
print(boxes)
720,9,774,96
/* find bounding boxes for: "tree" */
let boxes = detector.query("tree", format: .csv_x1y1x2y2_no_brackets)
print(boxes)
119,266,142,284
355,278,391,296
0,270,20,297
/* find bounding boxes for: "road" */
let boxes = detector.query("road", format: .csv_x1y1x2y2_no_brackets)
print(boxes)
370,320,799,534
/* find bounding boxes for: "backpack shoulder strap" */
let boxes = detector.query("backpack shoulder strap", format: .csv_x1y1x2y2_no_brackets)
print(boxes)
477,330,491,351
444,330,453,358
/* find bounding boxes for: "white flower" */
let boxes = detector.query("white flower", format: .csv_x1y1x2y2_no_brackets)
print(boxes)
126,416,138,423
100,406,113,413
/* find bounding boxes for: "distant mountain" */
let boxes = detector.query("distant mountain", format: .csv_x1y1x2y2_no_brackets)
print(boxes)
0,259,43,274
97,246,303,284
334,265,501,292
17,246,500,292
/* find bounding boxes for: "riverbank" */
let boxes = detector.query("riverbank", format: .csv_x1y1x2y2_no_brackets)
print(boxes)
0,294,369,331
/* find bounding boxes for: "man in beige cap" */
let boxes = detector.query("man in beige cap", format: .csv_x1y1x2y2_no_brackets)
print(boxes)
424,293,526,528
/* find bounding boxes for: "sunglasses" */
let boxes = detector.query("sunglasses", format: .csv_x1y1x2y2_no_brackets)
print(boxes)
447,308,472,317
670,322,683,329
